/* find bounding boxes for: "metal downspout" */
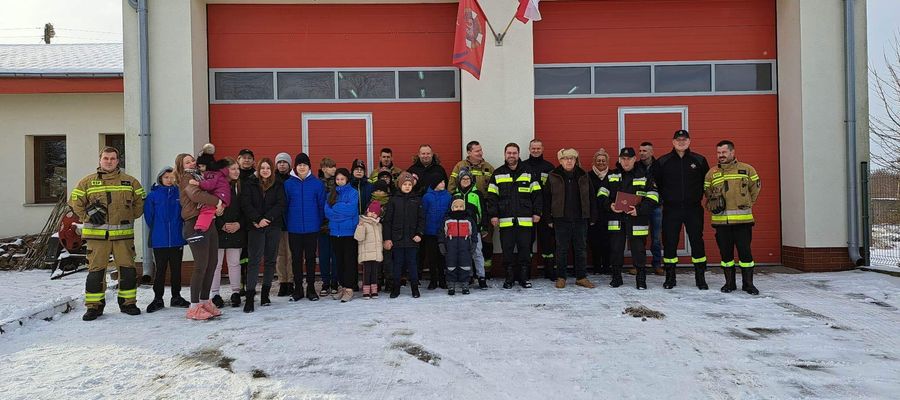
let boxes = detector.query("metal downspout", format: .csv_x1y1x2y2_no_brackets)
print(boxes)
845,0,863,266
129,0,153,276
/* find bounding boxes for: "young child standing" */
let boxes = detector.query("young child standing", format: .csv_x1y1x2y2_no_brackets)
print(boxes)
318,157,339,295
440,199,479,295
325,168,360,303
187,143,231,243
355,201,383,299
370,180,392,292
382,172,425,298
452,168,489,289
422,178,451,290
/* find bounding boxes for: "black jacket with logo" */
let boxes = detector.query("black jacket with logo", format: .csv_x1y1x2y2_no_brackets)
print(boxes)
651,149,710,207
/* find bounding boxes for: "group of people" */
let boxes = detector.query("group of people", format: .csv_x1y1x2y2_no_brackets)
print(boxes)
68,129,762,322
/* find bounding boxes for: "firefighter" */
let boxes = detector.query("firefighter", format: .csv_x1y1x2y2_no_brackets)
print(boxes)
600,147,659,289
523,139,557,280
651,129,711,290
704,140,761,295
486,143,543,289
69,146,146,321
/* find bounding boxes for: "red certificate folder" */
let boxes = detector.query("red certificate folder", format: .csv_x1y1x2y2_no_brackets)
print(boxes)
613,191,642,213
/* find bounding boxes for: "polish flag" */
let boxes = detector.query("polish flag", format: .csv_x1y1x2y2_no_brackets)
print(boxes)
515,0,541,23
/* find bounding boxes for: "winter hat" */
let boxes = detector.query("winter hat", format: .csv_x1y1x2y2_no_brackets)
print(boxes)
366,200,383,216
275,152,292,166
430,177,447,190
335,168,352,182
372,180,390,194
451,198,466,211
397,171,415,187
557,148,579,161
456,168,474,187
196,143,216,170
351,159,366,173
294,152,311,168
377,170,393,182
156,166,174,185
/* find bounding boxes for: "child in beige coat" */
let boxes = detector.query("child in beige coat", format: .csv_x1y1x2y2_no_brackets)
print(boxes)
355,200,384,299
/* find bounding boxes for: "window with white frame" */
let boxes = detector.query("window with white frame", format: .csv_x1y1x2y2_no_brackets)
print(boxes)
31,135,67,204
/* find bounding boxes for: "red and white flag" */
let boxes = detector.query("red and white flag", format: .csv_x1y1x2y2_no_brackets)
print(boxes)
515,0,541,23
452,0,487,80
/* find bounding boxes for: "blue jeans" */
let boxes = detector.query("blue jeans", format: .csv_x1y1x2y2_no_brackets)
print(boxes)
392,247,419,286
318,234,336,285
650,207,663,267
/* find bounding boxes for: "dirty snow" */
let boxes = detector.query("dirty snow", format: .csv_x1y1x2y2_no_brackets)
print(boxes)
1,270,899,399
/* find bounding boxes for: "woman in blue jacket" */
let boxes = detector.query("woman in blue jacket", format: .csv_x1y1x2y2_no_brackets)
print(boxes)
283,153,326,302
325,168,360,302
144,166,189,313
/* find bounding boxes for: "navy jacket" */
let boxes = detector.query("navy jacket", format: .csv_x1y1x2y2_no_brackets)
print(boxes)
284,170,326,234
144,184,187,248
350,176,373,215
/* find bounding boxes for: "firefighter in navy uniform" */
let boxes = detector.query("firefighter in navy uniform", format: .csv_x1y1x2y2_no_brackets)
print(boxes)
486,143,543,289
599,147,659,289
523,139,557,280
704,140,761,295
651,129,711,290
69,147,146,321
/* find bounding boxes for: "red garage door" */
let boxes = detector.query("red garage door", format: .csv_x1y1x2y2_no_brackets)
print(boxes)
533,0,781,264
207,4,461,173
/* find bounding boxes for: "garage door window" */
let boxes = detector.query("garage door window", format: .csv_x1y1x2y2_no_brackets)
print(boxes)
594,66,651,94
338,71,395,99
654,65,711,93
534,67,591,95
399,70,457,99
278,72,335,100
214,72,274,100
715,63,773,92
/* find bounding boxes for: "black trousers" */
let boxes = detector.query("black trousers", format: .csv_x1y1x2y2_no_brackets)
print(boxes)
714,224,754,266
662,203,706,264
588,218,612,272
362,260,380,285
610,229,647,268
289,232,319,287
500,225,533,283
152,247,183,300
421,235,446,283
247,226,280,291
331,236,359,289
534,219,556,267
555,219,588,279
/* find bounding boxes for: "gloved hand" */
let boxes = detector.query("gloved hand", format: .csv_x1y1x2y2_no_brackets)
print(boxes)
707,194,726,214
86,201,108,225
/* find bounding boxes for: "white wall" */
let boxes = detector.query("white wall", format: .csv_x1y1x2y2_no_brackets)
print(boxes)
0,93,125,238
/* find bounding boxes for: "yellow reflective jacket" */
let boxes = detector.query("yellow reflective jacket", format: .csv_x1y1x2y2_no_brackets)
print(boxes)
69,168,145,240
448,158,494,194
703,159,760,225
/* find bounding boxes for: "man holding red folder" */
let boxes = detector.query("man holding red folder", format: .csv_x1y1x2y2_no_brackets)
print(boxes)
599,147,659,289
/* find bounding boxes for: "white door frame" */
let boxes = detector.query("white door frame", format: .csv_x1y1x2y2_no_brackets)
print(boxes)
617,106,692,258
301,112,374,173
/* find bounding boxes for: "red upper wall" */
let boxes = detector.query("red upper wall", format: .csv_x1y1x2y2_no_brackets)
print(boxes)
0,78,123,94
534,0,776,64
207,3,457,68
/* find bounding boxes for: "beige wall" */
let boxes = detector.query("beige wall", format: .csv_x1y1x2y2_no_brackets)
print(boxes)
0,93,125,238
777,0,869,248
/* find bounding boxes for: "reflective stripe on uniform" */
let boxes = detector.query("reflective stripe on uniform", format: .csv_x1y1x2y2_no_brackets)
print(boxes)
691,256,707,263
85,292,105,302
134,188,146,198
607,220,621,231
82,228,135,238
540,172,549,184
663,257,679,264
499,217,515,228
495,174,513,183
118,288,137,299
711,209,754,223
720,260,735,267
645,190,659,202
739,261,755,268
71,188,86,200
518,186,531,193
632,225,649,236
708,174,752,187
608,174,621,182
85,185,135,195
529,181,541,192
632,177,646,187
597,187,610,198
488,184,500,195
515,173,532,182
498,217,534,228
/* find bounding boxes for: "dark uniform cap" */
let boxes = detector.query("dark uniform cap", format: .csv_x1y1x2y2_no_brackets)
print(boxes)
673,129,690,139
238,148,254,157
619,147,636,158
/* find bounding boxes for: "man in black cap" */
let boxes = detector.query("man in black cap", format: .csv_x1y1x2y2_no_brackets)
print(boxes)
236,148,256,295
601,147,659,289
651,130,711,290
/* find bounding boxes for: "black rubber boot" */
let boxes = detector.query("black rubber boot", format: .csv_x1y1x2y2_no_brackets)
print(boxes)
636,267,647,290
609,265,623,288
694,263,709,290
390,283,401,298
306,283,319,301
741,267,759,295
230,292,241,307
260,285,271,306
663,264,677,289
290,282,303,302
244,291,256,313
82,307,102,321
411,283,421,298
146,299,164,313
276,282,289,297
720,267,737,293
211,294,225,308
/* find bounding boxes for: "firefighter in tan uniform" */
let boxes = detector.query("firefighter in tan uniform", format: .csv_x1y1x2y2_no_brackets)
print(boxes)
69,147,146,320
704,140,760,295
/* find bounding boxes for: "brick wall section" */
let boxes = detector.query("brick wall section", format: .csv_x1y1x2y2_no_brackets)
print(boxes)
782,246,855,272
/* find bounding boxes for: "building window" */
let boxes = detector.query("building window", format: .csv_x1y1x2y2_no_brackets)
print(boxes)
594,66,652,94
534,67,591,95
277,72,335,100
399,70,457,99
33,136,67,204
104,134,125,170
715,63,773,92
338,71,395,99
214,72,274,100
654,64,712,93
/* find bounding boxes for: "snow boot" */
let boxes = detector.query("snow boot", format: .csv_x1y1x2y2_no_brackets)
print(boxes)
502,280,515,289
82,306,103,321
290,282,304,302
720,267,737,293
260,285,271,306
519,280,533,289
230,292,241,307
448,283,456,296
461,283,470,295
478,277,488,290
330,281,340,294
244,291,256,313
170,296,190,308
146,299,165,313
340,288,354,303
306,283,319,301
363,284,371,299
556,278,566,289
118,297,141,316
211,294,225,308
390,284,401,299
371,284,379,299
201,300,221,317
411,283,421,298
609,266,623,288
694,264,709,290
663,264,677,289
741,267,759,295
636,267,647,290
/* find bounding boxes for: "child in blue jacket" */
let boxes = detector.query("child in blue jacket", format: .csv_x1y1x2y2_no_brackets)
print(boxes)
283,153,326,302
325,168,360,302
422,178,451,290
143,166,189,313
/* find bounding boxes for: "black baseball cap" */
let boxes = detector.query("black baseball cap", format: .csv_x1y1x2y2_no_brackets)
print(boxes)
673,129,690,139
238,148,254,157
619,147,636,158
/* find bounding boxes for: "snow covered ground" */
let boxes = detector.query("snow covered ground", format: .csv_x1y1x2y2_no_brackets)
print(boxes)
1,269,899,400
0,270,83,323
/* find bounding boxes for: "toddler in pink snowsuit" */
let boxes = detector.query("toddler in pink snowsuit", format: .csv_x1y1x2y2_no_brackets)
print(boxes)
186,144,232,243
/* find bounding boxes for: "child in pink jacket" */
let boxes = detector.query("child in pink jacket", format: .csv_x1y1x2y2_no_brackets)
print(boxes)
186,143,232,243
